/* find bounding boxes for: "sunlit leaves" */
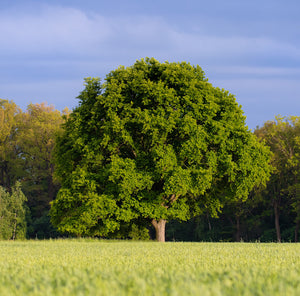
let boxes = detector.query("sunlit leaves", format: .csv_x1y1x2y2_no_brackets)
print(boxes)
0,182,27,240
51,58,271,238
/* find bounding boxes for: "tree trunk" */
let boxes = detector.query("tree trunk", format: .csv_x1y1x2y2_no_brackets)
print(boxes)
236,216,241,242
47,175,55,205
12,212,17,241
295,219,299,242
152,219,167,242
206,213,212,231
274,201,281,243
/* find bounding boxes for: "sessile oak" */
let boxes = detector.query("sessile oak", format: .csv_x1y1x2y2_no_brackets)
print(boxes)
50,58,271,241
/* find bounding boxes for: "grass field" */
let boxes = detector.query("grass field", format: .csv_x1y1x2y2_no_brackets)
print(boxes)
1,240,300,295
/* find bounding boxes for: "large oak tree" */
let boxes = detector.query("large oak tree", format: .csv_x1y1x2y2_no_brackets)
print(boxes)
50,58,271,241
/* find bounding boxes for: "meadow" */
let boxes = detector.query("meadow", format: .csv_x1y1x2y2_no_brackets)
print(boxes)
0,240,300,295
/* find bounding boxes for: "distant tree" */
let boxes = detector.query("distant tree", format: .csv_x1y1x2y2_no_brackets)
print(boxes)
0,99,22,188
16,103,66,219
13,103,68,238
50,58,271,241
255,116,300,242
1,100,67,238
221,189,266,242
0,186,11,239
0,182,27,240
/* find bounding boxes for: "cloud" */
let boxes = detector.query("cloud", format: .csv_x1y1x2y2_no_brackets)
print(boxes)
0,5,178,58
0,5,112,56
170,32,300,63
1,4,299,65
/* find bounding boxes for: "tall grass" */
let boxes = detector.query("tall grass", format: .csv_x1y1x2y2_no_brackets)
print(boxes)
1,240,300,295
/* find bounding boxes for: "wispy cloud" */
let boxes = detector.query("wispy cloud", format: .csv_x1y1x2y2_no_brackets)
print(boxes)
0,6,112,56
1,4,299,64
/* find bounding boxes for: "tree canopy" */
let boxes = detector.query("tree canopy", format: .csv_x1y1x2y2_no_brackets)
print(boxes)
0,182,27,240
255,116,300,242
0,99,66,238
50,58,272,241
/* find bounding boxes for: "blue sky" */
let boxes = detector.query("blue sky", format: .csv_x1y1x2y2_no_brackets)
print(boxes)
0,0,299,129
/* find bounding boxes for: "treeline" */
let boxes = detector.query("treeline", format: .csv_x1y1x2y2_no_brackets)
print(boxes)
0,98,299,241
0,99,68,238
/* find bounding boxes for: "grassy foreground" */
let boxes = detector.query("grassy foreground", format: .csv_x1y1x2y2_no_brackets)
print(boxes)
1,240,300,295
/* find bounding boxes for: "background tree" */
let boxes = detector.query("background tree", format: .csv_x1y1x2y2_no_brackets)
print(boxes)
0,182,27,240
50,58,272,241
1,100,66,238
255,116,300,242
0,99,22,189
16,103,66,238
220,188,267,242
287,117,300,241
0,185,11,239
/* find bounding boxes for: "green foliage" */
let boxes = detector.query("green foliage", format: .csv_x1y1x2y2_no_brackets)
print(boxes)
0,187,11,239
255,116,300,241
26,211,59,239
0,182,27,240
0,99,22,188
0,100,66,238
51,58,271,239
16,103,65,219
128,224,150,240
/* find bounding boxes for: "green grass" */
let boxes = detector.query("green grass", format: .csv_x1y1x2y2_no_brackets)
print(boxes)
1,240,300,295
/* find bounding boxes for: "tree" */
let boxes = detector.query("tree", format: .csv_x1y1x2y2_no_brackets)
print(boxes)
16,103,65,219
50,58,271,241
221,188,267,242
0,99,22,189
0,186,11,239
255,116,300,242
0,100,67,238
14,103,67,238
0,182,27,240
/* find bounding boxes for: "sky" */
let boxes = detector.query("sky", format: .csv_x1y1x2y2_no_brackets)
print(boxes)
0,0,299,130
